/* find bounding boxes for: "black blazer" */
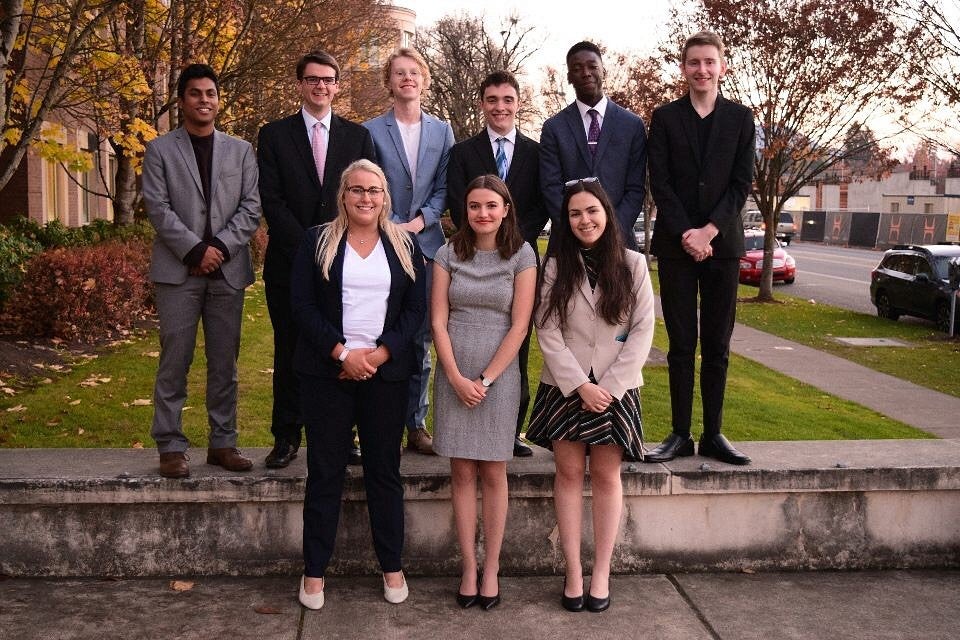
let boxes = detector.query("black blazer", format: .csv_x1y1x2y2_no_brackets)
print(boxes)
648,94,755,260
446,130,548,245
289,226,426,381
257,112,377,284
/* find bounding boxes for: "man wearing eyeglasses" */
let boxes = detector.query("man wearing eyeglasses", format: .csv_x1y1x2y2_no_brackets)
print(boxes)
257,50,376,469
540,41,647,251
363,47,456,456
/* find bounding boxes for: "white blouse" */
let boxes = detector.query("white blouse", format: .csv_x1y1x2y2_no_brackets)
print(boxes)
341,240,390,349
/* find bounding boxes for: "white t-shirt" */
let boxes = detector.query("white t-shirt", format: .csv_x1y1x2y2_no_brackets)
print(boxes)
341,240,390,349
398,119,421,186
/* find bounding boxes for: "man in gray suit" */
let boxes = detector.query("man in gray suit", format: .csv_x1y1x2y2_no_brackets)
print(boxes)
540,41,647,251
142,64,262,479
364,47,455,455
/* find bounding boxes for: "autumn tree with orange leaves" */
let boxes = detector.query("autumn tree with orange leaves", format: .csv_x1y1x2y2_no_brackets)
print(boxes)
668,0,928,300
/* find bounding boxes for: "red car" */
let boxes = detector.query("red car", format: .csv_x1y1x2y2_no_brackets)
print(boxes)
739,230,796,284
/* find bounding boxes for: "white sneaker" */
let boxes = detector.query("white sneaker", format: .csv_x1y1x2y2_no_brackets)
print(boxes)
299,575,324,610
383,572,408,604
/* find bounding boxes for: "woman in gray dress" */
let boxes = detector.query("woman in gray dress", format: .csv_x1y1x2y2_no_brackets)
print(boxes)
431,175,536,610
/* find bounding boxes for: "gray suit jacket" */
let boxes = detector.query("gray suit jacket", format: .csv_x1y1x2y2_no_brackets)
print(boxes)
142,128,262,289
540,99,647,250
363,110,455,259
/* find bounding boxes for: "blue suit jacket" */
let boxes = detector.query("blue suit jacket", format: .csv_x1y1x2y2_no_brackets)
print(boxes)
290,226,426,381
363,110,455,259
540,99,647,250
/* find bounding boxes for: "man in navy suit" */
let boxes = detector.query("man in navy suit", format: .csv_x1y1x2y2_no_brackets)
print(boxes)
364,47,456,455
645,31,755,466
257,51,376,468
540,41,647,251
447,70,547,457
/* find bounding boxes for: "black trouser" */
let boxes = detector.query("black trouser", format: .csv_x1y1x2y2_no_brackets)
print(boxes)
515,327,532,436
300,372,406,577
265,280,301,446
657,257,739,437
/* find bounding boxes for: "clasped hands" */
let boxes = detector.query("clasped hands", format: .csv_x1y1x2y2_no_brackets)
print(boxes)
190,246,224,276
338,347,388,381
577,381,612,414
681,223,718,262
452,374,487,408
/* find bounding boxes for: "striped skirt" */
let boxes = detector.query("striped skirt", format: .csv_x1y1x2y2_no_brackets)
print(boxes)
525,382,645,461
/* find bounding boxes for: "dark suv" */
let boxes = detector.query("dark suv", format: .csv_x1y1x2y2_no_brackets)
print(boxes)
870,244,960,332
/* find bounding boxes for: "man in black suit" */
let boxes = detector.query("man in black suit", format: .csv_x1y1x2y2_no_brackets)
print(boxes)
446,70,548,457
540,41,647,251
257,50,376,468
646,31,755,465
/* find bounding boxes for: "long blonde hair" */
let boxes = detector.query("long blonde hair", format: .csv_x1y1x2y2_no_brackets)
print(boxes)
314,159,417,281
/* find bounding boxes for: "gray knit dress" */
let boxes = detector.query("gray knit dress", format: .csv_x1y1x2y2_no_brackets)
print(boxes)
432,242,537,461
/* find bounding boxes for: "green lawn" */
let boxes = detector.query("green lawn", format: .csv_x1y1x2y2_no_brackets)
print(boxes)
0,273,930,448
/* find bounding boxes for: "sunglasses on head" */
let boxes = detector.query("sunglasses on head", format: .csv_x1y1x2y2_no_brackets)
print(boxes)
564,177,600,190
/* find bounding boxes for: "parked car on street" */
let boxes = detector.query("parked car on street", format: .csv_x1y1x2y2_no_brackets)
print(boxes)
870,243,960,332
742,210,797,244
739,229,796,284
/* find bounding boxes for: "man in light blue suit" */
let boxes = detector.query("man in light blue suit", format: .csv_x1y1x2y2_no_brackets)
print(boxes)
364,47,455,454
540,41,647,251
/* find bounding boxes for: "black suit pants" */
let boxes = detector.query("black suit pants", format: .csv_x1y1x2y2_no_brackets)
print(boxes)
265,280,301,444
300,371,406,578
657,257,739,437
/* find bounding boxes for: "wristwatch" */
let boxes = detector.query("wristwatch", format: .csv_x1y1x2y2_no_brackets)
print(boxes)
338,347,350,362
480,374,494,388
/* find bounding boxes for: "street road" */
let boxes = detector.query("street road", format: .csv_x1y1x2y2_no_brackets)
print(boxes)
755,241,883,315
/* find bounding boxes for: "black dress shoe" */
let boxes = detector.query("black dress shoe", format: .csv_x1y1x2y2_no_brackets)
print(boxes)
561,579,584,612
643,432,695,463
586,593,610,612
698,433,751,465
513,437,533,457
264,440,298,469
348,446,362,466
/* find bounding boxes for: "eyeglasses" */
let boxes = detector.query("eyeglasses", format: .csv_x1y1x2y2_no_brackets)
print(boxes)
392,70,421,78
564,177,600,189
346,186,385,197
301,76,338,86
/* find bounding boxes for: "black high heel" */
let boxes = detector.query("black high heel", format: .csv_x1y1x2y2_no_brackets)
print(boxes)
586,592,610,612
456,570,479,609
477,572,500,610
561,577,584,612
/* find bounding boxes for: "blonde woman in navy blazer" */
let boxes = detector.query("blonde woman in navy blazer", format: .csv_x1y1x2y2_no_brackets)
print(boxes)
290,159,426,611
526,179,654,613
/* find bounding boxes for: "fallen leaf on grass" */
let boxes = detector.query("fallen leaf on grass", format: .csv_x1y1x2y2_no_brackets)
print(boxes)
124,399,152,407
82,278,97,291
6,405,26,413
77,428,85,435
142,351,160,358
169,580,194,592
253,605,283,615
40,378,52,384
2,387,15,395
68,399,81,406
46,419,62,426
131,441,144,449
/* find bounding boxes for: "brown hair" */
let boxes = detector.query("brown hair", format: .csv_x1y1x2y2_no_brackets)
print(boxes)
450,175,524,261
681,31,726,63
296,50,340,81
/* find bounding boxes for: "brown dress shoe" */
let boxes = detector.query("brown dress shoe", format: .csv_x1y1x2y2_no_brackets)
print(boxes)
405,428,436,455
159,452,189,478
207,447,253,471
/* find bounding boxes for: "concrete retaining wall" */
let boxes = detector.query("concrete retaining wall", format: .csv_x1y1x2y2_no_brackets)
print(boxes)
1,440,958,577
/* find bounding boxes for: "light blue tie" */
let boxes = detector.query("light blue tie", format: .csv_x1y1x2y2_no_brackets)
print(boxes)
495,137,508,181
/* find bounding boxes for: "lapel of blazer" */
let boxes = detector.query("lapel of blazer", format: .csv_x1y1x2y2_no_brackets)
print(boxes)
415,112,437,185
325,114,352,187
330,231,348,299
289,111,320,189
209,130,225,205
508,132,533,182
561,103,593,170
679,94,702,169
384,110,413,181
593,101,618,168
173,128,204,197
379,229,405,312
470,131,498,174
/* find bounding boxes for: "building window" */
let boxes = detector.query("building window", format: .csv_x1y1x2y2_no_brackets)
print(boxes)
79,130,100,224
402,30,413,48
891,202,900,213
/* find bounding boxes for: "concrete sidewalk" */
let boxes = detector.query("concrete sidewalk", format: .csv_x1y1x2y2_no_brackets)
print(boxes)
1,571,957,640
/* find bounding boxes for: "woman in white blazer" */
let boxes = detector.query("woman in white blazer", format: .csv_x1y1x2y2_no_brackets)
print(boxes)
526,179,654,614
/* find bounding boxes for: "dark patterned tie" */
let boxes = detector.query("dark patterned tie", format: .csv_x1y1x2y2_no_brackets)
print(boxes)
587,109,600,158
495,137,508,180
